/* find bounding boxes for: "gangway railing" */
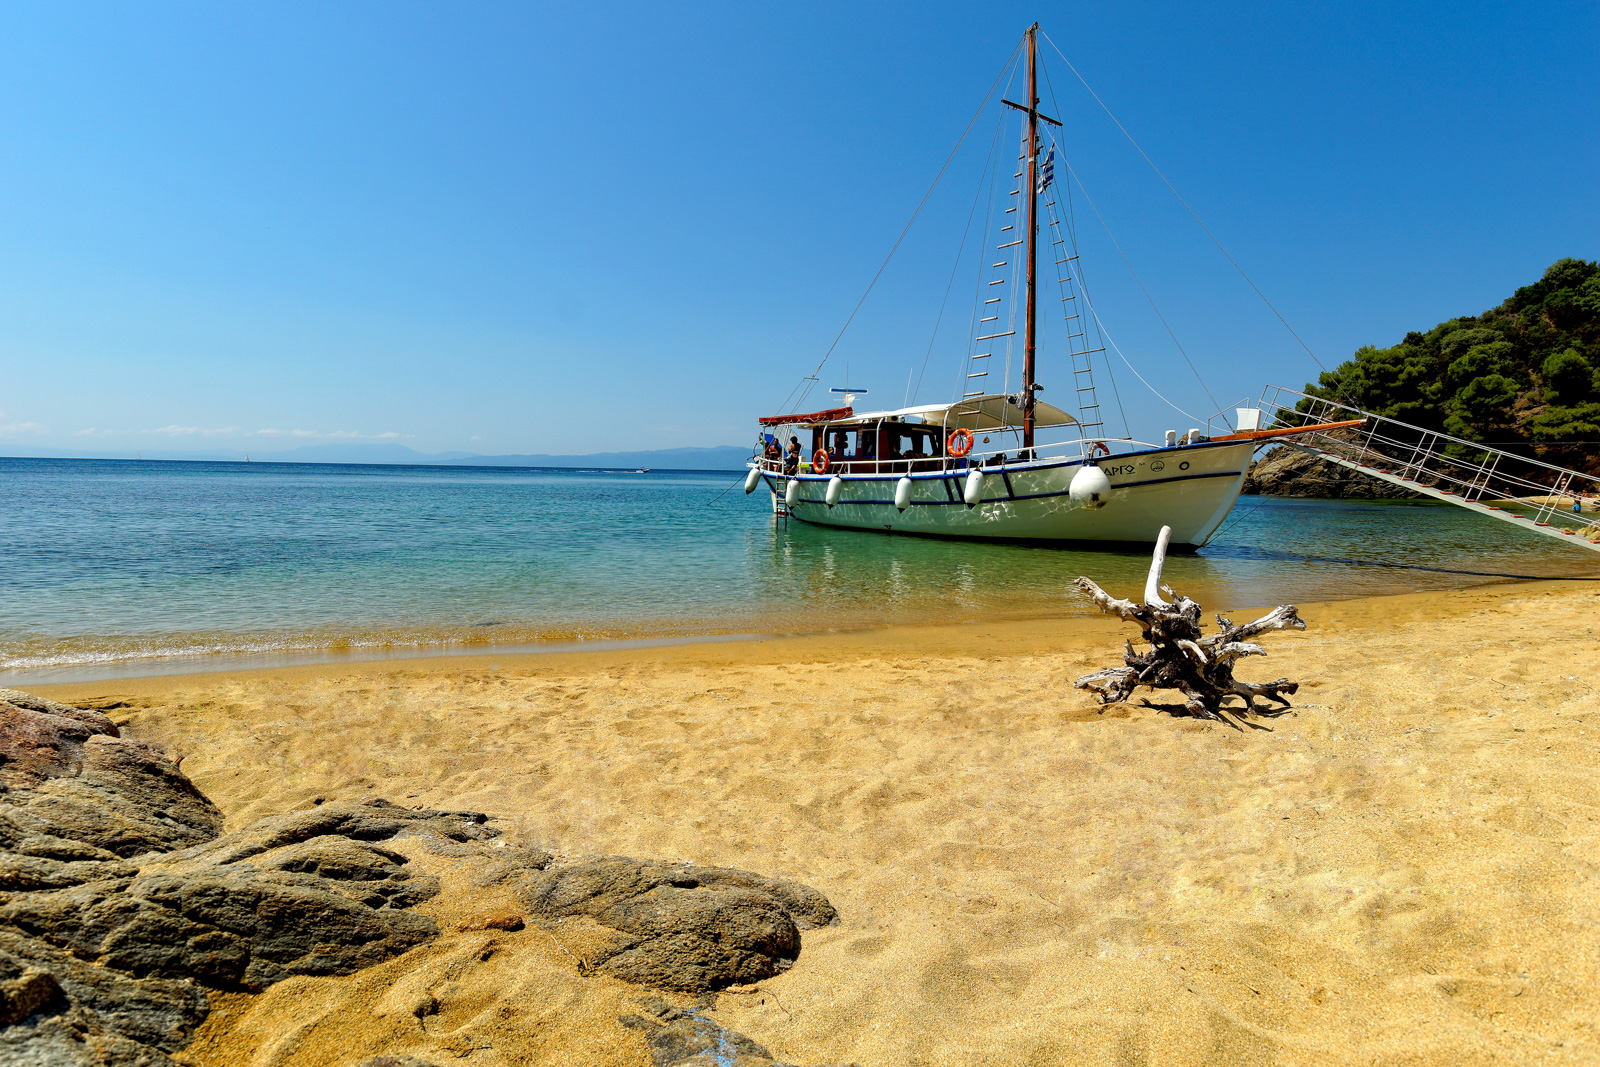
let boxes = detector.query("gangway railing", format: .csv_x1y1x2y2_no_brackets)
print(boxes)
1258,384,1600,554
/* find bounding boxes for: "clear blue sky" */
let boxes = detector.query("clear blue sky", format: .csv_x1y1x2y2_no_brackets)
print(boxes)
1,1,1596,456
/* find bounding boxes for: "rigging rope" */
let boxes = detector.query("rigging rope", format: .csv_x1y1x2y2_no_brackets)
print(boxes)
789,42,1023,414
1064,161,1225,416
1054,142,1131,437
913,111,1004,407
952,110,1007,405
1039,30,1329,374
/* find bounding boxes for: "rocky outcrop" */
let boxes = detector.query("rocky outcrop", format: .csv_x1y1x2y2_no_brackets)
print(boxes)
519,857,838,992
0,690,523,1065
1,690,843,1066
1242,446,1425,499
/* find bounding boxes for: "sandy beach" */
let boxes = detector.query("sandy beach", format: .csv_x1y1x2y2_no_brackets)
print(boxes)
33,579,1600,1067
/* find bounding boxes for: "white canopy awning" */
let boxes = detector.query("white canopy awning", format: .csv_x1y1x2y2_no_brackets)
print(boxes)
810,394,1077,431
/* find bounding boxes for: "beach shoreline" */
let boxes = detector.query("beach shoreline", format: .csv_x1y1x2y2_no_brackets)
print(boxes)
15,574,1598,692
21,577,1600,1065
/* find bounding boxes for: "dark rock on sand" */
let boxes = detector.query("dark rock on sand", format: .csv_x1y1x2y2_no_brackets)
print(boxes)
620,998,781,1066
0,688,224,858
620,997,862,1067
1242,445,1424,499
0,690,503,1065
2,689,843,1065
520,857,838,992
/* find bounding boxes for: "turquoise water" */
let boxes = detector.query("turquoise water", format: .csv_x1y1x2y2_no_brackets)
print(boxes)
1,457,1595,680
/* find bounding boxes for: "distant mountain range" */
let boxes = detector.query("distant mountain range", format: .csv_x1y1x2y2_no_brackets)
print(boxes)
1,443,753,471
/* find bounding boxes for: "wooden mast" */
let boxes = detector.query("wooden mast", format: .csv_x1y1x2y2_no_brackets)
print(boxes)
1003,25,1059,450
1022,24,1039,450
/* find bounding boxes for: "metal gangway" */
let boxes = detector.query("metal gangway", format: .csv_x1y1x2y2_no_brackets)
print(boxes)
1257,384,1600,554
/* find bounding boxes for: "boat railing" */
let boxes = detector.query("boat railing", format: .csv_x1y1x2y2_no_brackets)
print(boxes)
753,435,1163,476
1258,384,1600,543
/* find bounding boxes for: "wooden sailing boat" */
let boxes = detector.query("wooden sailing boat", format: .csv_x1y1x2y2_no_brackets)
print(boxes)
746,24,1356,546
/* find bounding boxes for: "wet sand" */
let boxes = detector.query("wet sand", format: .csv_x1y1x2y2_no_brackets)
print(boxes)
37,580,1600,1066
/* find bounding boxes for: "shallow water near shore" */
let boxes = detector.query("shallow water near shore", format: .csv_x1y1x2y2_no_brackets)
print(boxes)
2,456,1596,681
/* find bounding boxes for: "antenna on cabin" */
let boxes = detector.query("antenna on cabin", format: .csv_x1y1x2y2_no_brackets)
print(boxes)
830,386,867,407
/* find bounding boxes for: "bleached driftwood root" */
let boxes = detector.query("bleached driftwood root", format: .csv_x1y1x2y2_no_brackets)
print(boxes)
1073,526,1306,729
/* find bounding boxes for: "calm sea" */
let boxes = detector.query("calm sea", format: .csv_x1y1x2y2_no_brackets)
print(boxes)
2,457,1595,682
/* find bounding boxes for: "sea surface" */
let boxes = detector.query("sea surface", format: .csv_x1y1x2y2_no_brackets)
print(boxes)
2,456,1596,682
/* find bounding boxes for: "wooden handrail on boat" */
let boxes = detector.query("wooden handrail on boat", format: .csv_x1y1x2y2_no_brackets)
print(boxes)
1208,417,1367,442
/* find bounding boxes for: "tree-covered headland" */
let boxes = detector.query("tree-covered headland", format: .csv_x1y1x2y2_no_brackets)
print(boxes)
1304,258,1600,474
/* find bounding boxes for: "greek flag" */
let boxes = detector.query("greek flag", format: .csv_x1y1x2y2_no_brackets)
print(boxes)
1037,144,1055,193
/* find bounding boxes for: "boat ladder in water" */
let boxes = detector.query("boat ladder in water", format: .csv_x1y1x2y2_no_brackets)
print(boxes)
1258,384,1600,555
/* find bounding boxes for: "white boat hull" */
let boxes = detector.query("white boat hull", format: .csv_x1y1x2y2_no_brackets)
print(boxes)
758,440,1254,546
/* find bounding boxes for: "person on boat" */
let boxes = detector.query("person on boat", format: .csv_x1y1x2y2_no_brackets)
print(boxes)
784,436,801,474
763,437,781,465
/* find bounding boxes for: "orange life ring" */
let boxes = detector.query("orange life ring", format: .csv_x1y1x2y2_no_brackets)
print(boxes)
947,428,974,458
812,448,831,473
1091,440,1111,457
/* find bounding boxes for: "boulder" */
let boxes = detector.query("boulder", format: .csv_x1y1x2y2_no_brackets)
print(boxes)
519,858,837,992
0,692,504,1066
2,690,844,1065
0,690,223,858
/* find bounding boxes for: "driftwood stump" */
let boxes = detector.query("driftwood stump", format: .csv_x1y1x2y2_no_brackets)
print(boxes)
1073,526,1305,728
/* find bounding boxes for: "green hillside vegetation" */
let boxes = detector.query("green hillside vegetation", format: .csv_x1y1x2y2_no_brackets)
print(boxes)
1304,258,1600,473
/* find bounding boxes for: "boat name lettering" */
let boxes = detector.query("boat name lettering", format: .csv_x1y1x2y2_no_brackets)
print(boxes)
1101,464,1136,477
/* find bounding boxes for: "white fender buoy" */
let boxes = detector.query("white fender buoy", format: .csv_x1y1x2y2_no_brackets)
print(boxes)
963,468,985,508
895,476,913,511
825,475,843,508
744,467,762,494
785,478,800,507
1069,464,1112,508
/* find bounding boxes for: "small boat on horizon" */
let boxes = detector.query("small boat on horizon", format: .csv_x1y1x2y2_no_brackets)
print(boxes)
746,24,1348,548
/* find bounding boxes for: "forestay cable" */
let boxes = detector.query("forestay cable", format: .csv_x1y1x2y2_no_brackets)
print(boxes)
788,41,1023,414
1040,30,1329,374
1065,161,1224,416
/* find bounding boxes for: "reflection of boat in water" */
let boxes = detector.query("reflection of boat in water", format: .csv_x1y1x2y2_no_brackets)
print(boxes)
745,24,1347,548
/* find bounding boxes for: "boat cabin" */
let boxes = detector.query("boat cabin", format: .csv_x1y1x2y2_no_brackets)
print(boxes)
756,394,1081,476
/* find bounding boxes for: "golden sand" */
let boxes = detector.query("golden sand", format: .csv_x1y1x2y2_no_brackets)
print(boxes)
38,580,1600,1066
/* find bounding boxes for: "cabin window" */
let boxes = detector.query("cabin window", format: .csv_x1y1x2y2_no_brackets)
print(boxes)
889,427,940,459
822,428,862,458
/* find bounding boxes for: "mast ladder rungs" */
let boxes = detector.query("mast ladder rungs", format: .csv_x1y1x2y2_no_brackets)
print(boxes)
1005,207,1016,213
963,391,987,397
988,279,1005,286
975,331,1016,340
1068,332,1086,340
1055,256,1079,265
971,352,991,358
1001,225,1014,232
980,316,999,323
985,297,1001,303
1076,386,1096,393
997,240,1023,249
992,261,1008,268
